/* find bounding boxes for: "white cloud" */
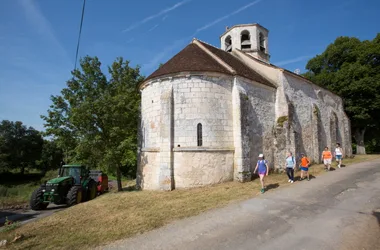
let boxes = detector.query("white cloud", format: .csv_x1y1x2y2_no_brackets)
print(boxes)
17,0,71,64
122,0,191,33
196,0,263,33
148,24,159,32
144,0,266,73
274,55,313,66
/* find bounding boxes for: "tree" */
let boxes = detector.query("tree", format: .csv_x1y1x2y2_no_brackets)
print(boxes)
0,120,44,173
37,140,64,173
303,34,380,154
42,56,143,191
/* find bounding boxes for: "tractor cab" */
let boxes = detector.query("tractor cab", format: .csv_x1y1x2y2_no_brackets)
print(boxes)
59,164,89,184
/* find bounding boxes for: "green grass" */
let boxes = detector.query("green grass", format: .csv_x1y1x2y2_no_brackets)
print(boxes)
0,170,59,208
1,155,379,250
0,169,132,207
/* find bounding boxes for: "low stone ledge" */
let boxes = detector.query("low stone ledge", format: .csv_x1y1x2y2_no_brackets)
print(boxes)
141,147,160,152
173,147,235,152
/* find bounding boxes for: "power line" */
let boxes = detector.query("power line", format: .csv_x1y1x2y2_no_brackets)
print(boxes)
74,0,86,70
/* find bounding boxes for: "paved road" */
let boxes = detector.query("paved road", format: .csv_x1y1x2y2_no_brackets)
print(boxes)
103,159,380,250
0,180,117,227
0,204,67,227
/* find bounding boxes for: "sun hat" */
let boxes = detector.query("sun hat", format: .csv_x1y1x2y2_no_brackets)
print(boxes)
258,153,264,157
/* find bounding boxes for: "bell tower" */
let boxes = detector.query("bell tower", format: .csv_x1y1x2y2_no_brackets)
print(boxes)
220,23,270,63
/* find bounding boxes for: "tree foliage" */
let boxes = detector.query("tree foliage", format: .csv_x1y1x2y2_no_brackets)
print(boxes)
42,56,143,191
303,34,380,154
37,140,64,173
0,120,44,173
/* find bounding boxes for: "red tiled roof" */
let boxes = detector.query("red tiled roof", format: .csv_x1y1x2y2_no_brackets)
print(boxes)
145,43,231,81
197,40,273,87
144,39,274,88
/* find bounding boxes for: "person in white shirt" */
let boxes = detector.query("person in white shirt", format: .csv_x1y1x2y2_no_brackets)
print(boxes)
334,143,344,168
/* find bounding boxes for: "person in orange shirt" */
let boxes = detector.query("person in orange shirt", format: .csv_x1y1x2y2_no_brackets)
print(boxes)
321,147,332,171
299,153,310,181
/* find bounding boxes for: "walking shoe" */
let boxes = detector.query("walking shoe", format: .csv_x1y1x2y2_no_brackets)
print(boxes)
290,180,294,183
261,188,265,194
307,178,310,181
288,179,291,183
338,165,341,168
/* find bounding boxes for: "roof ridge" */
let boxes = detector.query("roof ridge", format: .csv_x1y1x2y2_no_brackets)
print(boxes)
193,39,236,74
235,49,341,97
193,38,221,50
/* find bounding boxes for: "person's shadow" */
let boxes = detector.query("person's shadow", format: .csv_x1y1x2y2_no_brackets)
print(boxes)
266,183,279,191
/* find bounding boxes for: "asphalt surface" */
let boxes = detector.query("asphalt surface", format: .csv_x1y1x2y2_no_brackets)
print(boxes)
0,180,117,227
103,159,380,250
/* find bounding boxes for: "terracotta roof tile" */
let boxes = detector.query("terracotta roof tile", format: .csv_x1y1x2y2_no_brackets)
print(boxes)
144,39,274,88
197,40,273,87
145,43,231,81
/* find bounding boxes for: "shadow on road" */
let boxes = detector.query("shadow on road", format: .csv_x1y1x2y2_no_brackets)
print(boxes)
266,183,279,191
373,211,380,226
0,204,67,227
45,205,67,210
0,211,39,227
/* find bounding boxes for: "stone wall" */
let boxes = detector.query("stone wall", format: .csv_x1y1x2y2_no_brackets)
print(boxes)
232,77,276,181
282,72,352,163
140,81,163,148
172,75,234,148
138,150,159,190
139,73,236,190
173,149,234,188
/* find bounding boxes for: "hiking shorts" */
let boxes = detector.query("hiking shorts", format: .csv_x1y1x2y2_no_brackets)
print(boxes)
300,167,308,171
324,159,332,165
336,155,342,160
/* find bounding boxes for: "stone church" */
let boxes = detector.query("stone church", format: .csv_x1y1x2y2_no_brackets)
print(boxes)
137,23,352,190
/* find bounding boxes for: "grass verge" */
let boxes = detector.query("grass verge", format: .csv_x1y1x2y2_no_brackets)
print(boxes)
1,155,379,249
0,170,59,209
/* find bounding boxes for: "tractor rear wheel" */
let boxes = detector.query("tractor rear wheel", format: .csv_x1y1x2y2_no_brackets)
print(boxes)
87,179,97,201
30,187,48,210
66,186,82,207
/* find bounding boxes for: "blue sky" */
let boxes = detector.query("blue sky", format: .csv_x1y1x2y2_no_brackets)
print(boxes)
0,0,379,131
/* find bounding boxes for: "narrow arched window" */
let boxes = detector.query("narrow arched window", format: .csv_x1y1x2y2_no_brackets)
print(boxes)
225,36,232,52
241,30,251,50
259,32,265,52
197,123,202,146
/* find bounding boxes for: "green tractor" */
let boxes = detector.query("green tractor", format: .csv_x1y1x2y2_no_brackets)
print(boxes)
30,164,97,210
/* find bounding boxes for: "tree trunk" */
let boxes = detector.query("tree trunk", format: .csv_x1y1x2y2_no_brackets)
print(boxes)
354,128,366,155
116,165,123,192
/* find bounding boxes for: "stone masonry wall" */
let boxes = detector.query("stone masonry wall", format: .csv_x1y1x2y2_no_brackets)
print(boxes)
283,73,352,164
139,73,236,190
237,77,276,176
172,75,234,148
140,81,163,148
173,149,234,188
138,151,159,190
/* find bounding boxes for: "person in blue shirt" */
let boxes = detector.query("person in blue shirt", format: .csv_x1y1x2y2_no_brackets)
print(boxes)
253,154,269,193
285,152,296,183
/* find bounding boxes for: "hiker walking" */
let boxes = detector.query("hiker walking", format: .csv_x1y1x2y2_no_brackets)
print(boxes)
322,147,332,171
299,153,310,181
285,152,295,183
334,143,344,168
253,154,269,194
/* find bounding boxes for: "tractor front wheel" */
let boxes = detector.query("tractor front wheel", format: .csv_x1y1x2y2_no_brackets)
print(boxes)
66,186,82,207
30,187,48,210
87,179,97,201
